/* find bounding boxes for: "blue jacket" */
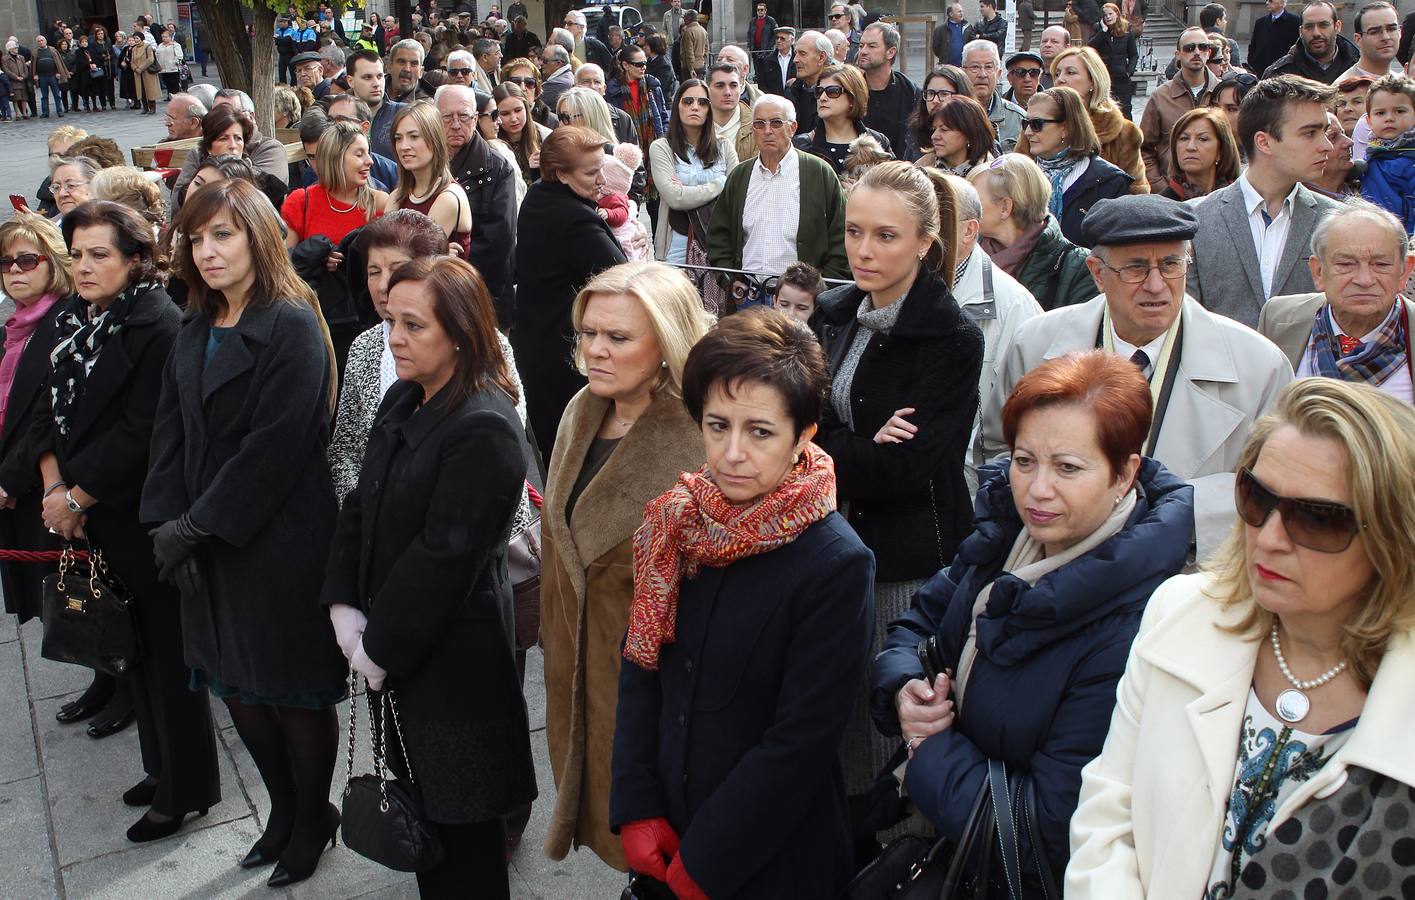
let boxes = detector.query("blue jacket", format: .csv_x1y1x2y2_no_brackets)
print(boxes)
1361,141,1415,235
869,458,1193,888
1060,153,1133,247
611,512,875,899
605,75,669,139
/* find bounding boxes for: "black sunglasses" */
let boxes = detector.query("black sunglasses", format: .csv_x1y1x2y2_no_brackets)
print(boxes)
1023,116,1062,131
0,253,46,272
1009,67,1043,78
679,95,710,107
447,66,473,76
507,75,537,87
624,58,647,68
1235,467,1363,553
814,84,846,98
1180,41,1213,53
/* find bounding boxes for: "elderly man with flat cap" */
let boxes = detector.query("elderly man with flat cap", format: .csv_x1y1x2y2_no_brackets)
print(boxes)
983,194,1294,553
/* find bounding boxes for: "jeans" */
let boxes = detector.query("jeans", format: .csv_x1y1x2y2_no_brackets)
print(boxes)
37,74,63,115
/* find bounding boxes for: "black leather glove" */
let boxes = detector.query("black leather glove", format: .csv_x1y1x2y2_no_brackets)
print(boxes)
149,514,210,585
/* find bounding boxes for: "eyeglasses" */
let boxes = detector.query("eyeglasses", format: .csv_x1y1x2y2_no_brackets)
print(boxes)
1093,255,1188,282
0,253,47,272
507,75,537,87
680,96,710,107
447,66,473,76
1180,42,1212,53
923,88,956,101
1362,23,1401,37
1009,67,1042,78
963,63,996,74
1022,116,1062,131
752,117,790,130
829,12,849,18
814,84,846,98
441,111,476,125
51,181,88,194
624,58,647,68
1209,57,1227,66
1236,467,1363,553
480,109,500,120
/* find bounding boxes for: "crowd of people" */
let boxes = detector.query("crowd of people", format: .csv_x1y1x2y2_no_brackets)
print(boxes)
2,2,1415,899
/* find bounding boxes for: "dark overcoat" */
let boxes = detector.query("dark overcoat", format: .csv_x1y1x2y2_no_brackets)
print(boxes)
0,306,62,622
610,513,876,899
322,380,536,824
816,267,985,581
141,299,347,699
511,179,626,459
1058,154,1133,248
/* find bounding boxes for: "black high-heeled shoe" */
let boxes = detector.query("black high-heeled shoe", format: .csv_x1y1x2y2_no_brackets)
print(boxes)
122,776,159,807
266,804,340,888
55,675,115,723
238,829,290,870
125,808,208,843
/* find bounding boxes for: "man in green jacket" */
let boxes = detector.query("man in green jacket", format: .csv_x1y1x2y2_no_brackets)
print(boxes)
708,94,851,280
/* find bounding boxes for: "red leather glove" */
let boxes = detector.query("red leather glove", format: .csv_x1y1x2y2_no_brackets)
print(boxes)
666,852,710,900
620,817,680,881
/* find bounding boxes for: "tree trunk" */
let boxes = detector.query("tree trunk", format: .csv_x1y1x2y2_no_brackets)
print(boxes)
193,0,251,92
249,4,277,138
545,0,576,40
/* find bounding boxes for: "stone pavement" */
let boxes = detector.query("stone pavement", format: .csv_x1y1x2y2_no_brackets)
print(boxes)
1,609,628,899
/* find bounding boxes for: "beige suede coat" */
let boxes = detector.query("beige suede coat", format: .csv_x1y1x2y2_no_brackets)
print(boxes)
540,386,703,867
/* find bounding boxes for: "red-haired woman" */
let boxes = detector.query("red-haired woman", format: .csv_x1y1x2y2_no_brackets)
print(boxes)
869,350,1194,891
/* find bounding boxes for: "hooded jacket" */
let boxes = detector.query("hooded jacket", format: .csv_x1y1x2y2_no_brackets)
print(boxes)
871,458,1194,888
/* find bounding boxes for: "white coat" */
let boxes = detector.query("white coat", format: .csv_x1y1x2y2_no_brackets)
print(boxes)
1066,572,1415,899
982,295,1294,555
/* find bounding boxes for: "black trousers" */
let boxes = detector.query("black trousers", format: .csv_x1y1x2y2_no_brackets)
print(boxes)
415,818,510,899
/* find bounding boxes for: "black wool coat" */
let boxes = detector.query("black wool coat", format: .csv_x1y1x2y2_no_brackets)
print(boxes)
450,135,518,330
141,299,347,699
322,380,536,824
0,306,62,622
611,513,876,899
512,179,626,460
816,267,984,582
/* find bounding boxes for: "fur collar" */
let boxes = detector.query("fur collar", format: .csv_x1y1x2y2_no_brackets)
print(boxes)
543,386,704,597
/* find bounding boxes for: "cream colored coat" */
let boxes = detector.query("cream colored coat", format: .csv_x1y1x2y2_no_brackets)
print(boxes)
1066,572,1415,899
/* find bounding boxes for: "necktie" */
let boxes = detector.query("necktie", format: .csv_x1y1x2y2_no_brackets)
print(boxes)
1337,335,1364,357
1130,349,1150,373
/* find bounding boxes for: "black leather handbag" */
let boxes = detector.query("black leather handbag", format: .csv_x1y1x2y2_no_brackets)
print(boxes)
340,676,446,872
40,544,141,677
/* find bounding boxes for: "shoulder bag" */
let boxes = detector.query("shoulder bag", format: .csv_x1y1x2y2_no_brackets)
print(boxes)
40,543,141,677
507,480,542,651
340,675,446,872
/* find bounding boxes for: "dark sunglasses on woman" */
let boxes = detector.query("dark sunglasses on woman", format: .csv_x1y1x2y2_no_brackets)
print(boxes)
1235,467,1363,553
0,253,46,272
813,84,846,99
680,96,710,107
1022,116,1062,132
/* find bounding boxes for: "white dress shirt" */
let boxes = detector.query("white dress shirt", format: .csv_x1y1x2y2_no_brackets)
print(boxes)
1109,322,1168,381
1237,173,1299,301
741,147,801,275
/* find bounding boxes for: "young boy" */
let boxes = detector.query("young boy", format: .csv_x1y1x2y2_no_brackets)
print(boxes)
774,262,825,327
1360,74,1415,235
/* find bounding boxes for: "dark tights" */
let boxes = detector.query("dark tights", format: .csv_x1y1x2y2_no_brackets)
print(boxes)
414,818,510,900
223,698,338,864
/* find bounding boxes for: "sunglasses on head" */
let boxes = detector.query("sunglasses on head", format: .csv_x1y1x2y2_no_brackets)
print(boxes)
0,253,46,272
1235,467,1363,553
814,83,846,98
1023,116,1062,131
1181,41,1212,53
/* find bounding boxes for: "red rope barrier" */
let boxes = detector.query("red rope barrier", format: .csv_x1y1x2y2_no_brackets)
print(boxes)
527,483,544,510
0,549,87,562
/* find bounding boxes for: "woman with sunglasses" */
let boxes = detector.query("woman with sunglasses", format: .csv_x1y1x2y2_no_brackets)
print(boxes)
649,79,736,263
606,45,669,162
1024,86,1131,246
792,63,894,174
500,58,560,129
1039,46,1148,194
1070,378,1415,898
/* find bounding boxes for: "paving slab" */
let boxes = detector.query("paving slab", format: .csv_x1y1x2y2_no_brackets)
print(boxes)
0,638,39,783
20,617,102,702
0,775,60,900
0,604,17,643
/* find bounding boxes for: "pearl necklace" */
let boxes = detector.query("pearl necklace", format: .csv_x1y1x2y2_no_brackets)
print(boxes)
1268,623,1347,724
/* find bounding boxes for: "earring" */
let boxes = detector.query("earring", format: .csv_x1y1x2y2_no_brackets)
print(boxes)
660,360,667,368
1113,494,1123,507
918,251,927,260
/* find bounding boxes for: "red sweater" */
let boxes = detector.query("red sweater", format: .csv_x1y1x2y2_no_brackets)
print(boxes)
281,184,379,244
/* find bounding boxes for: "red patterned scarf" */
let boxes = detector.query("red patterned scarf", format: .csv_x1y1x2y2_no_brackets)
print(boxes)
623,442,837,670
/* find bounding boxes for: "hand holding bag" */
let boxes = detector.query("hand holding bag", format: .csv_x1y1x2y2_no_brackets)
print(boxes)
340,674,446,872
40,543,141,677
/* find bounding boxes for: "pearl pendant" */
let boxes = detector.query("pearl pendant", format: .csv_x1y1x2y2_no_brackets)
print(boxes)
1275,688,1310,724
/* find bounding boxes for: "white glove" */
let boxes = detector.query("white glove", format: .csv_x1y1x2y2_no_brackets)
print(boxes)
329,603,367,661
350,636,387,692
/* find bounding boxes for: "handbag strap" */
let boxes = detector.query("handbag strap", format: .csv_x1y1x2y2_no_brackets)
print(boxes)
938,772,994,896
989,759,1025,900
1022,775,1059,900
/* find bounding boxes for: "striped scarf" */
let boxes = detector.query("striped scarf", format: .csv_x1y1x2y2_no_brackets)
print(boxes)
1304,301,1408,388
624,442,837,670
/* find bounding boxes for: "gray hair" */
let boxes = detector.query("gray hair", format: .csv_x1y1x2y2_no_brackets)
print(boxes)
718,43,748,69
187,83,219,109
169,92,207,121
434,82,478,106
865,21,901,51
389,37,426,64
564,9,586,26
944,173,983,221
962,39,1000,66
1311,198,1410,266
328,94,373,123
546,42,571,66
472,37,499,58
576,63,605,82
214,88,255,113
752,92,797,124
320,41,345,66
50,154,100,180
446,49,474,68
798,30,835,61
550,28,574,54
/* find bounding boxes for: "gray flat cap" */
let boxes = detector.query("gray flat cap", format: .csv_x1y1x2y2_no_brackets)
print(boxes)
1080,195,1199,247
290,51,323,66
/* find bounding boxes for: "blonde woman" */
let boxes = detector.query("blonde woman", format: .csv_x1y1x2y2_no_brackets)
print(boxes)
91,166,169,236
1027,46,1148,194
281,120,385,249
541,261,713,870
556,85,620,145
1069,379,1415,898
385,101,473,256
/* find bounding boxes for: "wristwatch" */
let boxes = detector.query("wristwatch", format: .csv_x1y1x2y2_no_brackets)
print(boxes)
64,489,85,513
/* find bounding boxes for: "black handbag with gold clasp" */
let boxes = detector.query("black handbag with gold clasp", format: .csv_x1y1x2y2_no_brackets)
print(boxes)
40,543,141,676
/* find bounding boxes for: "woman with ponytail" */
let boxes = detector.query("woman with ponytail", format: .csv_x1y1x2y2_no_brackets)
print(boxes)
812,160,984,831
